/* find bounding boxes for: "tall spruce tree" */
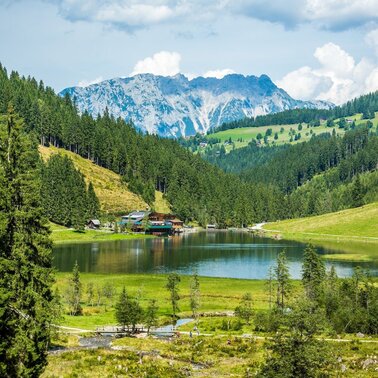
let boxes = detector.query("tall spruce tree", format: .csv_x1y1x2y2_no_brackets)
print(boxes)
274,250,291,311
302,245,326,302
86,181,100,219
190,272,200,322
0,105,54,377
67,261,82,316
166,273,181,322
115,287,130,331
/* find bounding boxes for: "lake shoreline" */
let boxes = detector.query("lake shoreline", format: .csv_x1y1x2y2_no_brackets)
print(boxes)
51,229,156,245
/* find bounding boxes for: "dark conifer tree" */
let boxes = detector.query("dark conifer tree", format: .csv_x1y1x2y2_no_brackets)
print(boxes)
86,181,100,219
0,105,54,377
302,245,326,302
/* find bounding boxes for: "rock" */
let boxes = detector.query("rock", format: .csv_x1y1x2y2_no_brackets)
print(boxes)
356,332,365,338
362,358,375,369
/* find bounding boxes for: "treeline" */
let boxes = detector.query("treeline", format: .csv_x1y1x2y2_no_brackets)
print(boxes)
212,108,332,132
206,143,289,173
211,126,378,191
241,126,378,193
211,90,378,133
207,126,378,217
0,63,287,227
41,154,100,229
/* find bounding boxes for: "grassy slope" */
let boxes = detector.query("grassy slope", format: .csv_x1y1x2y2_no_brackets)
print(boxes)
208,123,337,149
50,223,154,244
39,146,148,214
263,202,378,260
153,190,171,213
205,112,377,152
39,146,171,214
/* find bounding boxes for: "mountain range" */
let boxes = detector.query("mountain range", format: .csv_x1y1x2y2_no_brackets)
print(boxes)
60,73,333,138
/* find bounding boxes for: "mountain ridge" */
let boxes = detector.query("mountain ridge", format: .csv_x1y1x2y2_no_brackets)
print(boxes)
60,73,333,138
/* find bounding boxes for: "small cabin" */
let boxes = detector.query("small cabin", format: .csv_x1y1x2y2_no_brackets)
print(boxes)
88,219,101,229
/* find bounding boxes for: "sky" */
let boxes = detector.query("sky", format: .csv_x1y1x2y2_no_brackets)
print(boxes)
1,0,378,104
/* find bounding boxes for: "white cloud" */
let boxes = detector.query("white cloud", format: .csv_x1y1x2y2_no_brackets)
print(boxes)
277,42,378,105
77,76,104,87
130,51,236,80
131,51,181,76
42,1,227,31
277,66,332,100
203,69,236,79
96,4,174,27
366,28,378,56
365,68,378,92
4,1,378,32
233,0,378,31
314,43,355,77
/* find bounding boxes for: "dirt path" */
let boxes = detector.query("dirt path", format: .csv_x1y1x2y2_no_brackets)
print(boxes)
54,325,93,334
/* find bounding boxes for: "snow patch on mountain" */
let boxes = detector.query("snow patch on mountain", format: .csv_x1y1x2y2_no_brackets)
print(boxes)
60,73,333,138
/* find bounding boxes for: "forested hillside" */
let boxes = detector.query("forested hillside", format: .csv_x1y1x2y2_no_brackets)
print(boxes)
39,146,148,214
208,126,378,218
2,63,377,226
0,64,286,227
211,91,378,132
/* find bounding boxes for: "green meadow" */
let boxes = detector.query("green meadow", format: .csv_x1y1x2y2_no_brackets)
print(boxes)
207,122,337,150
263,202,378,262
54,272,282,330
205,112,377,152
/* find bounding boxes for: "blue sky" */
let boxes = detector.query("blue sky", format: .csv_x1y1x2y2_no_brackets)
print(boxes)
1,0,378,104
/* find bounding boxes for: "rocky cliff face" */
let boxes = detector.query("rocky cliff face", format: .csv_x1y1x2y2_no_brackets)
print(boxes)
60,73,332,137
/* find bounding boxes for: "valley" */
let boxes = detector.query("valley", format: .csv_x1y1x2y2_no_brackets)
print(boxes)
1,65,378,377
3,1,378,377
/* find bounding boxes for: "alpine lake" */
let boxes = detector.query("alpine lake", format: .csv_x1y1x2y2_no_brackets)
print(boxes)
53,231,378,279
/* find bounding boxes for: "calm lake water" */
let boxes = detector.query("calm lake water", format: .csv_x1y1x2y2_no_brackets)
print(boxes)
53,231,378,279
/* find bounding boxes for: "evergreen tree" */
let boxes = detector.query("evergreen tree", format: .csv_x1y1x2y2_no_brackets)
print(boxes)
166,273,181,321
87,181,100,219
274,250,291,311
115,287,129,331
67,261,82,315
0,105,54,377
190,272,200,323
114,287,143,333
145,299,159,335
258,299,332,378
302,245,326,302
351,174,365,207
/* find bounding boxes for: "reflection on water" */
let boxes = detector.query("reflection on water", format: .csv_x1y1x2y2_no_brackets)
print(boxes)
53,231,378,279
